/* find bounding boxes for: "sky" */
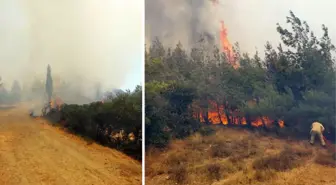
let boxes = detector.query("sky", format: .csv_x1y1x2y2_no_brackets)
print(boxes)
146,0,336,57
0,0,143,93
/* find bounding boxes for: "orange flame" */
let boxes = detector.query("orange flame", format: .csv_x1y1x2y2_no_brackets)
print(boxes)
219,21,236,66
212,1,239,68
50,96,63,111
194,1,283,128
194,101,285,128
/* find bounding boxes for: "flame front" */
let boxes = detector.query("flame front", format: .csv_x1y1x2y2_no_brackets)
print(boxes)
212,1,239,68
50,96,63,111
191,1,285,128
195,101,285,128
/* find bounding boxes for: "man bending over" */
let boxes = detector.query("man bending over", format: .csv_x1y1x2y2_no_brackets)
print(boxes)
310,121,326,147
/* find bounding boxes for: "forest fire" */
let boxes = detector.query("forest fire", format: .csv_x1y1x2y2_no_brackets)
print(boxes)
194,101,285,128
50,96,63,110
211,0,239,68
192,0,284,128
219,21,238,68
191,1,285,128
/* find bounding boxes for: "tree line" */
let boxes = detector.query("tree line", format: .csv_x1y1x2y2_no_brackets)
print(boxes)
46,86,142,160
42,65,142,161
0,77,22,105
145,11,336,148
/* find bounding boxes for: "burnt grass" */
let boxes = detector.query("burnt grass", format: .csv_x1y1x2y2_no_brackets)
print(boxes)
145,127,335,185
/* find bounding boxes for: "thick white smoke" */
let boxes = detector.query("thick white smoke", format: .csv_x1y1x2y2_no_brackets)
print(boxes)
146,0,336,55
0,0,143,103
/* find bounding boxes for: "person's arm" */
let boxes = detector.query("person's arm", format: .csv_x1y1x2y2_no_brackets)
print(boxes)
321,124,325,132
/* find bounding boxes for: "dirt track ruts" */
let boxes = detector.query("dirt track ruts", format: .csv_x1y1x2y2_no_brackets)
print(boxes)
0,106,141,185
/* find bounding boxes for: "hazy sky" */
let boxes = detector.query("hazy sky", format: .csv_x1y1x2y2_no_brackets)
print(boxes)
146,0,336,56
0,0,143,91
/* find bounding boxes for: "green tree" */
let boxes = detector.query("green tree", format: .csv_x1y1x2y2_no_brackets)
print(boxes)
45,65,53,102
95,83,102,101
10,80,22,103
145,10,336,147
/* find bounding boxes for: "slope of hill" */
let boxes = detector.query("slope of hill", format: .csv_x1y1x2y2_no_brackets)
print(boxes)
146,127,336,185
0,106,141,185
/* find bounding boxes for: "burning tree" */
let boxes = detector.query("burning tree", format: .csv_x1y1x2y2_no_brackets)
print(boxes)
145,11,336,147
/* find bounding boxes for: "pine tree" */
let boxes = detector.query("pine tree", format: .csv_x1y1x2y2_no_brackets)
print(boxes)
95,83,102,101
10,80,21,102
45,65,53,103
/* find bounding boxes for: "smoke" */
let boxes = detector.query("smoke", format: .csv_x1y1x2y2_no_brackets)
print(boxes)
146,0,218,49
0,0,143,104
146,0,336,55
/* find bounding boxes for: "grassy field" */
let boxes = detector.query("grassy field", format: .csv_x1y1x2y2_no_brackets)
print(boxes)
146,127,336,185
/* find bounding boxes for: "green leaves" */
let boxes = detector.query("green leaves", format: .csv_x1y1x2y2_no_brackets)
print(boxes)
53,86,142,160
45,64,53,102
145,10,336,146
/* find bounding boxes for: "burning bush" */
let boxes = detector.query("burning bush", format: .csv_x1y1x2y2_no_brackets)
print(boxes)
44,86,142,160
145,10,336,149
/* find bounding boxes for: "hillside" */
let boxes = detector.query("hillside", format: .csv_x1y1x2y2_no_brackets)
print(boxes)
146,127,336,185
0,105,141,185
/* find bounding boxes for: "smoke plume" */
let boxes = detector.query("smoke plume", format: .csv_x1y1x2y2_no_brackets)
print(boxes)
0,0,142,104
145,0,336,54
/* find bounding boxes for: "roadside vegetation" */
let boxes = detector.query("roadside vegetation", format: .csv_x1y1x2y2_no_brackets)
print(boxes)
45,86,142,160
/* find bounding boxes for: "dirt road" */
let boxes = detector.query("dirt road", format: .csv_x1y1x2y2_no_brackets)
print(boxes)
0,105,141,185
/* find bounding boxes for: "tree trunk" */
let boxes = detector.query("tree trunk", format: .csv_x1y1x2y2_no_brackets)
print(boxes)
216,103,223,124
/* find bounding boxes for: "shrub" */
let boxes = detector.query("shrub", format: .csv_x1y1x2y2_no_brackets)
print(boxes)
209,136,260,159
164,152,189,167
206,163,221,181
254,169,277,182
315,152,336,167
199,126,215,136
252,146,312,171
44,86,142,160
168,165,187,183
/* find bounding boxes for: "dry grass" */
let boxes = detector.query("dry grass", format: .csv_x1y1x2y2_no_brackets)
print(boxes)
315,151,336,167
205,163,221,181
253,145,313,171
168,165,187,182
146,127,336,185
186,131,261,159
254,169,277,182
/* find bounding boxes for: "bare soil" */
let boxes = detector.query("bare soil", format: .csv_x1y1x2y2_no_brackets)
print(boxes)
0,105,141,185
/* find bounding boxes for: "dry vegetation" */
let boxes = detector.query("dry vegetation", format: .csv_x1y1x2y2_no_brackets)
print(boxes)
146,127,336,185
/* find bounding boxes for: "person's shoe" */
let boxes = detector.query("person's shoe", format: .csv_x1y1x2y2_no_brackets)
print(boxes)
310,142,314,145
